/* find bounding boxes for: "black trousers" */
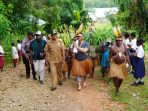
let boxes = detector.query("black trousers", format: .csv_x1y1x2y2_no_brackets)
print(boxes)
23,56,36,78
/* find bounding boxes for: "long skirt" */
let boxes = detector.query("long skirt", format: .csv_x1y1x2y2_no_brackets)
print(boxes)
130,56,136,68
109,62,128,79
72,58,93,76
0,56,4,68
134,57,145,79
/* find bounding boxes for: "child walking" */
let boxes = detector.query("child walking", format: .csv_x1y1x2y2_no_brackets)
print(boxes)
11,42,19,68
130,38,145,86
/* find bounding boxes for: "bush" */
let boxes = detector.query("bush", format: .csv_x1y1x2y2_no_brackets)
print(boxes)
0,1,11,40
88,22,114,46
2,33,25,63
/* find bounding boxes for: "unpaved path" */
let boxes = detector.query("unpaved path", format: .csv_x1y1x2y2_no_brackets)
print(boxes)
0,63,124,111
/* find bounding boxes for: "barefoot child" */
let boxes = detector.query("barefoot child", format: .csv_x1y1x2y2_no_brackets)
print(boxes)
0,40,4,71
130,38,145,86
11,42,19,68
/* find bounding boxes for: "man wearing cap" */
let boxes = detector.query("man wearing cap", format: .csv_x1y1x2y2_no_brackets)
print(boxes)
22,32,37,80
108,35,130,94
44,31,65,91
30,31,47,85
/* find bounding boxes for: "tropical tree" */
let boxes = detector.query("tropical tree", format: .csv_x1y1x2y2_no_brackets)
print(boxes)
2,0,33,33
42,0,89,33
0,1,12,40
110,0,148,36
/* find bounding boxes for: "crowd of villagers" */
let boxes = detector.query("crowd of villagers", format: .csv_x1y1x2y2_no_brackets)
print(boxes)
0,27,146,94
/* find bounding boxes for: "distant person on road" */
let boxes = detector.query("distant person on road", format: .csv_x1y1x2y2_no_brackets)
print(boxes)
21,32,37,80
11,42,19,68
0,40,4,72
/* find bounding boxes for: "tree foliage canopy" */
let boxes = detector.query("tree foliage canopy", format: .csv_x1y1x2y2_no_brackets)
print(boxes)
0,0,89,36
109,0,148,36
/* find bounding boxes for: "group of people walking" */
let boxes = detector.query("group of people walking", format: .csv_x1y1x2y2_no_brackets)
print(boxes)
0,29,146,95
99,31,145,94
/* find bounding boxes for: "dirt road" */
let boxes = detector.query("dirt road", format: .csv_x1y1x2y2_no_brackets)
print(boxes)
0,64,124,111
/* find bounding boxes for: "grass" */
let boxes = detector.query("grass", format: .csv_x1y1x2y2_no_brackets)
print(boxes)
93,51,148,111
107,52,148,111
109,75,148,111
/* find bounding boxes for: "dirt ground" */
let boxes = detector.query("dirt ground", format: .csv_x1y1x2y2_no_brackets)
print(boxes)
0,63,125,111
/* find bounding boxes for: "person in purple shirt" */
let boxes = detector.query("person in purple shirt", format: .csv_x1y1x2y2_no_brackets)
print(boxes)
21,32,37,80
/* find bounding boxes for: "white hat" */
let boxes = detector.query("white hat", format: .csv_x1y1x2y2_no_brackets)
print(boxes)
106,38,111,43
35,31,42,35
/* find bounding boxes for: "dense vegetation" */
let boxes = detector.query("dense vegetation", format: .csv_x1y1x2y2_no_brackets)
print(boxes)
108,0,148,38
0,0,88,62
0,0,88,39
0,0,148,62
85,0,148,39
